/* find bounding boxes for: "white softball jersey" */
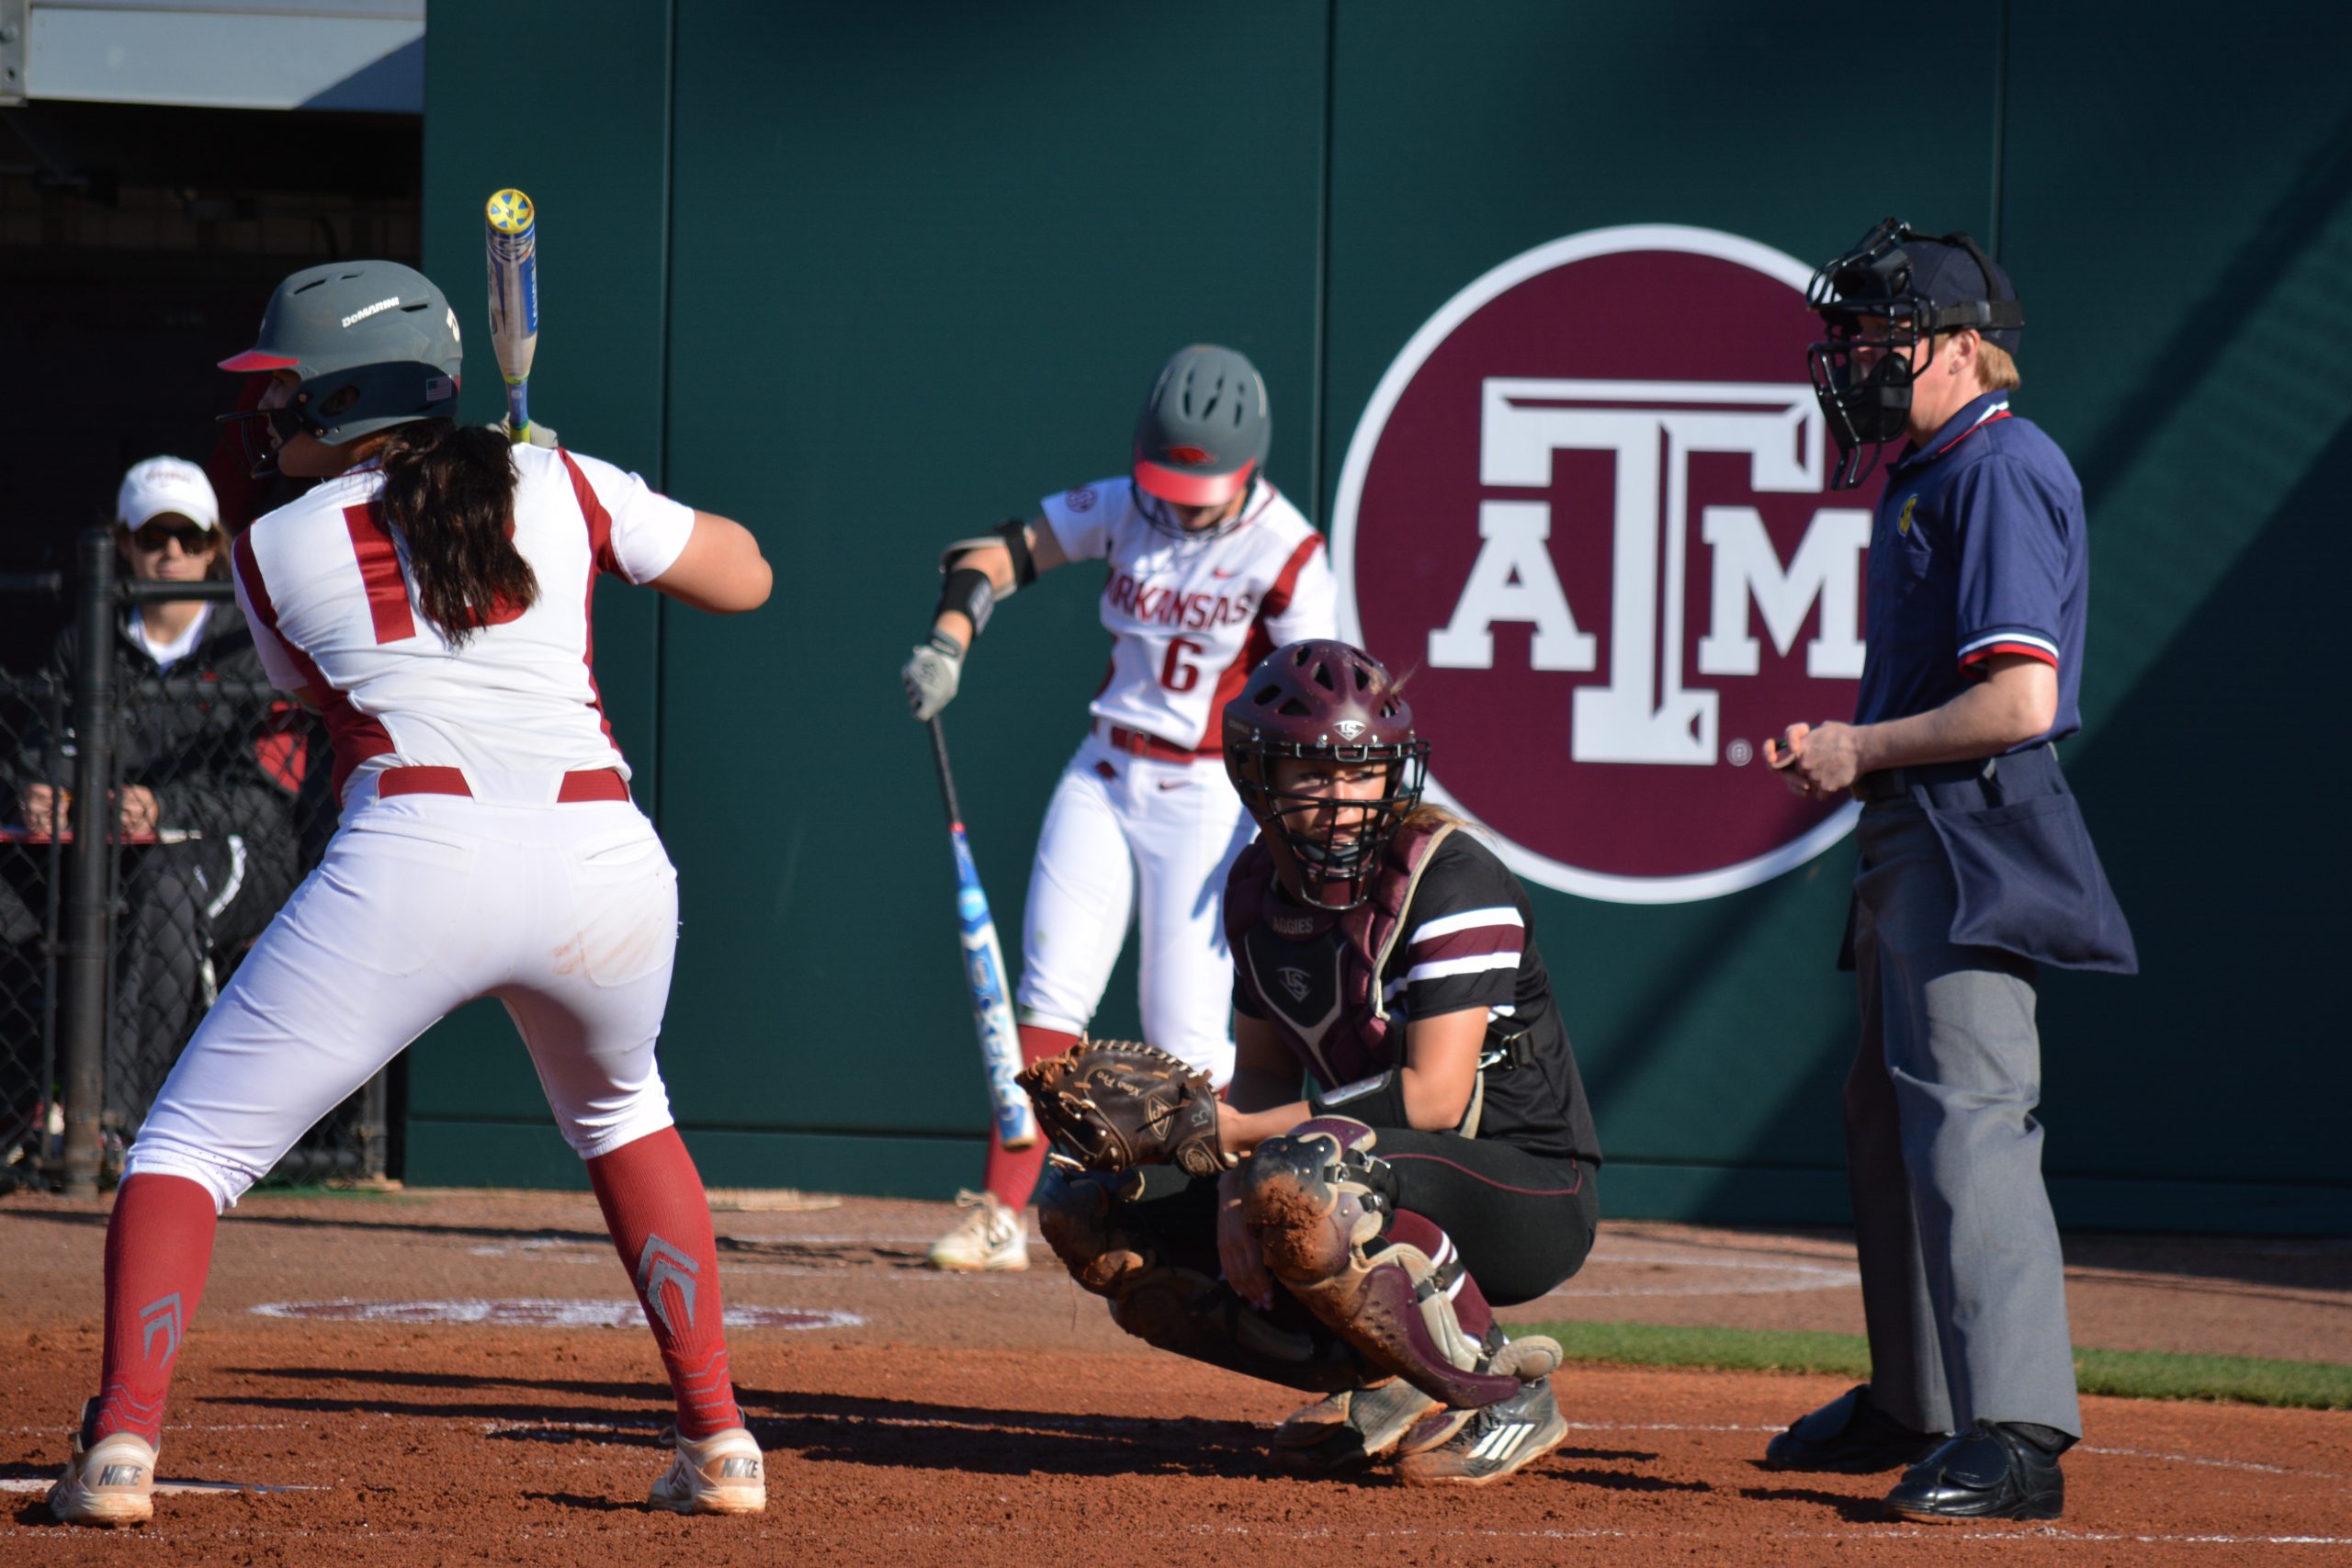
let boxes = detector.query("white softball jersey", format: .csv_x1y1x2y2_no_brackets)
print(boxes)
1017,478,1338,1084
1041,477,1336,754
231,446,694,805
126,445,697,1211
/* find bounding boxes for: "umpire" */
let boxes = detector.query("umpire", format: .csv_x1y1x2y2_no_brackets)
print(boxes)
1763,220,2135,1522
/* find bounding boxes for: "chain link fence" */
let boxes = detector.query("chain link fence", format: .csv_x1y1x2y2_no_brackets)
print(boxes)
1,536,391,1194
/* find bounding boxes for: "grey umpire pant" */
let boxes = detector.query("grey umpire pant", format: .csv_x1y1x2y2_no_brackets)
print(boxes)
1846,803,2082,1438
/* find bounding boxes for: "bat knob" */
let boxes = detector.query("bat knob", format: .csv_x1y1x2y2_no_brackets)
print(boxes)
486,188,535,235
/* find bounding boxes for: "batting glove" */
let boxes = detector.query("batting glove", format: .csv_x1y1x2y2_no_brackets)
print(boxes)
902,631,965,721
494,417,560,449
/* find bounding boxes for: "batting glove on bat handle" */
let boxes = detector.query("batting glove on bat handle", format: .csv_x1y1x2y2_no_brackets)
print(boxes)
493,417,560,449
902,631,964,721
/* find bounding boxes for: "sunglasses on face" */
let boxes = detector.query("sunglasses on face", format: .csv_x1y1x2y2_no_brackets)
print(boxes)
130,522,214,554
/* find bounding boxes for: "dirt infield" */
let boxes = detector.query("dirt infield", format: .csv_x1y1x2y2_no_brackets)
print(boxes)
3,1190,2347,1564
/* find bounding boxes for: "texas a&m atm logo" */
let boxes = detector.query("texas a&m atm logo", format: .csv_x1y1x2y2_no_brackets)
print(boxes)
1333,226,1882,903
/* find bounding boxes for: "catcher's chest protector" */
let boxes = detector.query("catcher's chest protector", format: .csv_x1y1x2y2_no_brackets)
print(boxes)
1225,820,1456,1089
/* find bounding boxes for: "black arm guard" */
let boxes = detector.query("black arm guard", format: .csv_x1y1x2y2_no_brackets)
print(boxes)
936,566,996,638
1306,1068,1412,1131
991,518,1037,588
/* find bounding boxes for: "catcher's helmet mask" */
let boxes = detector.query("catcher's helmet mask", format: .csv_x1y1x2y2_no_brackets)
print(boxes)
1224,640,1430,912
1807,218,2023,490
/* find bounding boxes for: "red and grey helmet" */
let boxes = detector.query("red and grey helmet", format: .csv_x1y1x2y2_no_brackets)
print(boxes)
1223,639,1430,911
1132,344,1270,510
219,260,462,471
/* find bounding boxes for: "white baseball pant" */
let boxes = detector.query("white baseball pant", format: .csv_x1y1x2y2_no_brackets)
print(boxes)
1014,730,1255,1087
124,783,680,1212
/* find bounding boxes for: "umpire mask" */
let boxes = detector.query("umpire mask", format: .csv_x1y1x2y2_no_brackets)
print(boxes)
1806,218,2023,489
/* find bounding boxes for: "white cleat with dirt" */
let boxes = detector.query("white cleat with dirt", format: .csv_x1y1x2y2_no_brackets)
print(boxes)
927,1189,1030,1272
647,1425,766,1516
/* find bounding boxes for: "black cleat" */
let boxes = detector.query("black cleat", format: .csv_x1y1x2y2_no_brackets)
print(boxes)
1763,1383,1946,1473
1883,1422,2064,1522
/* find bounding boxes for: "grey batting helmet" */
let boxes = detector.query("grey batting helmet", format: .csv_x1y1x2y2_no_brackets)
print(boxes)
220,260,462,446
1132,344,1269,507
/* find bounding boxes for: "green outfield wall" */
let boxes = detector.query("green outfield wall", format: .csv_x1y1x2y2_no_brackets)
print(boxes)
407,1,2350,1234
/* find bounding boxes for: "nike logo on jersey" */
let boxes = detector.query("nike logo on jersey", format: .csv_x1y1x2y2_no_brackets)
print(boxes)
1157,778,1193,791
1212,566,1238,578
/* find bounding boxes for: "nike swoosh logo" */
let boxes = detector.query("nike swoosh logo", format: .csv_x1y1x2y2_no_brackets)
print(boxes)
1212,567,1238,578
1158,779,1193,791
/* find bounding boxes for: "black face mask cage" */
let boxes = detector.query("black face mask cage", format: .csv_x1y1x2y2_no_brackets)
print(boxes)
1805,218,2023,491
1233,738,1430,912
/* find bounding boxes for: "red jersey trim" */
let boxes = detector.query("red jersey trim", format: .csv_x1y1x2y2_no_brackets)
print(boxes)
1958,641,2059,670
344,502,417,643
1194,532,1326,748
232,528,394,799
557,449,621,752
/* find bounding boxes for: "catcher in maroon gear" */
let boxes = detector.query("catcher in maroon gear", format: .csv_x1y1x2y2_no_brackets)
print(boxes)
1035,639,1602,1484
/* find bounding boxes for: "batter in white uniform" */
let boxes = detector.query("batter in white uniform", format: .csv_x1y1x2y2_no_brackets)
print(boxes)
900,344,1337,1270
43,260,775,1527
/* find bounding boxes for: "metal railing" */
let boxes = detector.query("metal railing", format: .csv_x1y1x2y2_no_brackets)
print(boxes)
3,527,389,1196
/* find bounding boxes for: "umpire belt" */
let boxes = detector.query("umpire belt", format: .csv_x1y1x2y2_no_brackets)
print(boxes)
1850,742,2059,808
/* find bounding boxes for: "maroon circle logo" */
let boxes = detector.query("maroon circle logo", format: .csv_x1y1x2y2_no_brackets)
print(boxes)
1333,226,1883,903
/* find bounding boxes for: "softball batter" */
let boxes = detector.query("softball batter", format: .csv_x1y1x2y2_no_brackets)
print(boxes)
900,344,1337,1270
44,259,775,1526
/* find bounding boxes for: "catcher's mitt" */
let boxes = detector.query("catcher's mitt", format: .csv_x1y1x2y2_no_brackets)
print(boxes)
1017,1037,1229,1180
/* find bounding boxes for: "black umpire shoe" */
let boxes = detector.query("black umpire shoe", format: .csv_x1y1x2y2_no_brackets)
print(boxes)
1883,1421,2064,1522
1763,1383,1946,1473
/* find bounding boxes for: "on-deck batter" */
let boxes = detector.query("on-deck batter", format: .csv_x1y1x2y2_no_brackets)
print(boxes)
43,259,776,1527
899,344,1338,1270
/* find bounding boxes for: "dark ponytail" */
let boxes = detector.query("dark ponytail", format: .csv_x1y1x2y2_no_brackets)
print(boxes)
373,419,538,645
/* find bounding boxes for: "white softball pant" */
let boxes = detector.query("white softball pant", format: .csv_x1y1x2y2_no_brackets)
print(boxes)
124,785,680,1212
1014,729,1256,1087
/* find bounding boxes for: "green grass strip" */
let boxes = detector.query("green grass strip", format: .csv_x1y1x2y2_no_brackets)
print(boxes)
1516,1320,2352,1411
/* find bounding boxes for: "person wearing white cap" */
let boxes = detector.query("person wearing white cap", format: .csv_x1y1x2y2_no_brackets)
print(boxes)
8,456,302,1143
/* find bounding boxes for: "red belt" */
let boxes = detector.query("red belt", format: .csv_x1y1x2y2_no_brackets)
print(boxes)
376,765,630,803
1096,719,1217,764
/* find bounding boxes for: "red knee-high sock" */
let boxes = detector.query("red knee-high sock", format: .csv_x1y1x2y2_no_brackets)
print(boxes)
585,1127,741,1440
983,1024,1078,1210
92,1174,220,1446
1385,1209,1495,1342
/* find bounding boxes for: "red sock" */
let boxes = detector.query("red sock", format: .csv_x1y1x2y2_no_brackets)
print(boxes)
983,1024,1078,1209
91,1174,220,1446
585,1127,741,1439
1385,1209,1495,1342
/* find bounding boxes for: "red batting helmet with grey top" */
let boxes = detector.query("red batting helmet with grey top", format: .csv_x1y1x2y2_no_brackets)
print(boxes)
1132,344,1271,510
1223,639,1430,911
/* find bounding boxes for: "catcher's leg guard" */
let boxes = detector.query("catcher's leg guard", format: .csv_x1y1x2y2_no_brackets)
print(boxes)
1035,1168,1360,1393
1241,1119,1560,1410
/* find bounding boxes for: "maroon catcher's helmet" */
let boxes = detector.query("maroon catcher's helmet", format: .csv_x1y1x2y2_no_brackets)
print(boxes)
1222,639,1430,911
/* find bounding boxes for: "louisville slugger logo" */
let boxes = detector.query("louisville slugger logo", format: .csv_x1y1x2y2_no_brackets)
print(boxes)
635,1236,700,1337
1277,966,1312,1001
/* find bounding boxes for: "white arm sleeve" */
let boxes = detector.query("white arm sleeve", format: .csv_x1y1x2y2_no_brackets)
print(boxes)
1038,479,1122,562
565,449,698,584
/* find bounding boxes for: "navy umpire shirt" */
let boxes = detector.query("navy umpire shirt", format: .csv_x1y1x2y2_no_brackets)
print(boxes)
1855,389,2089,748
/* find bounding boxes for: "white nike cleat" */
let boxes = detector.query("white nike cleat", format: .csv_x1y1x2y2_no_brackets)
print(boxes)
647,1424,766,1516
47,1402,156,1528
926,1190,1029,1272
